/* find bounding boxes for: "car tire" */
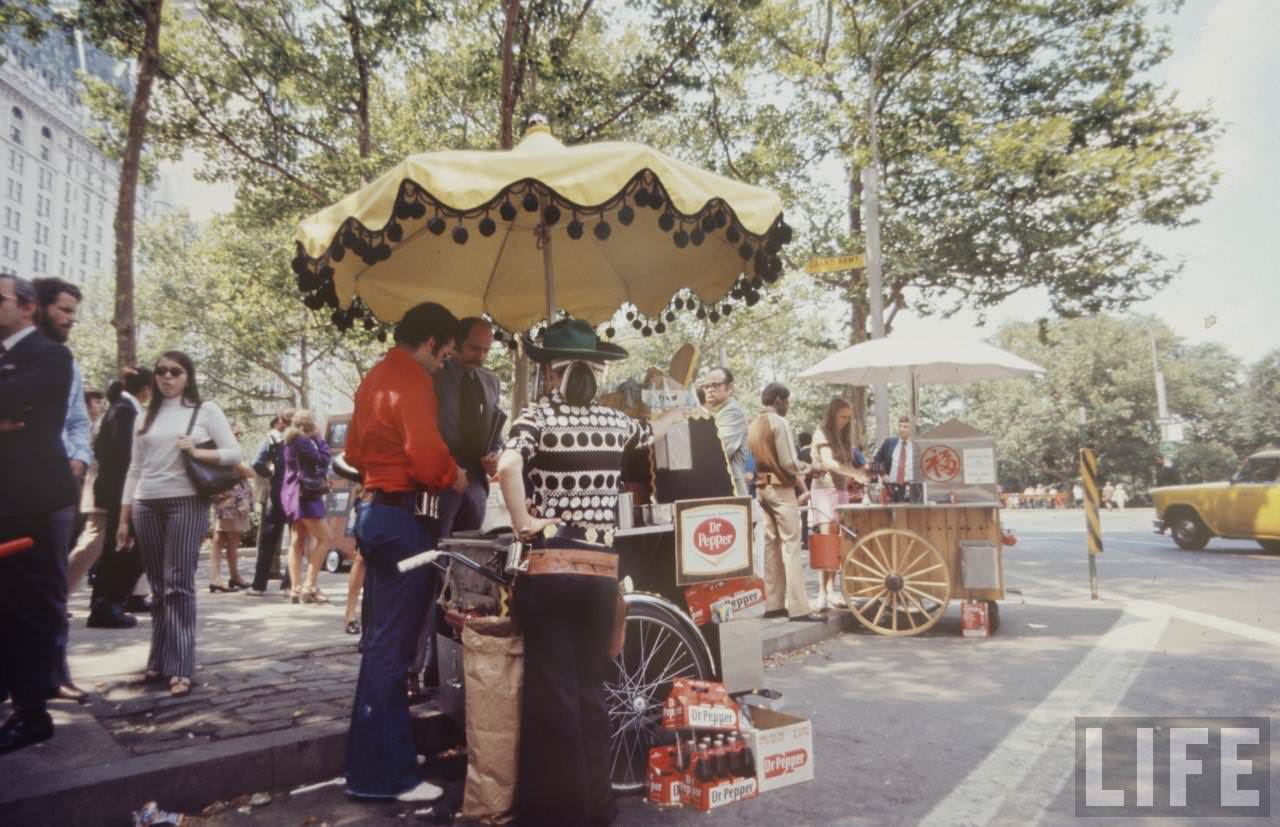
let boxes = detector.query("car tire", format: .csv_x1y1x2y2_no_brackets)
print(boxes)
1258,540,1280,553
1169,513,1210,550
324,549,343,573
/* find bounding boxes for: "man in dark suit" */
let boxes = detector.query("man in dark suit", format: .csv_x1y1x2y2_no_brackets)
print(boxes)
874,415,922,504
86,366,152,628
0,273,77,753
248,408,294,594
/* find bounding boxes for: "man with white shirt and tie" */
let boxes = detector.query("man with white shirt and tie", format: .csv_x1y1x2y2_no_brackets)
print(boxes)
874,416,922,504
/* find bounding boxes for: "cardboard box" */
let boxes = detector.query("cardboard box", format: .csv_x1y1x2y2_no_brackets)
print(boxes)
961,600,991,637
662,678,739,731
681,774,759,811
683,576,766,626
743,705,814,793
715,618,763,693
647,746,683,807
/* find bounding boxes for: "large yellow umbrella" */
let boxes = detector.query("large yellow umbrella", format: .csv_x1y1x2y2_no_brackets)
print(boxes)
292,123,791,334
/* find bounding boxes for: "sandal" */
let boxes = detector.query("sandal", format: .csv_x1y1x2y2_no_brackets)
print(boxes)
169,676,192,697
228,578,250,590
209,583,234,593
302,588,329,605
137,669,163,686
345,620,361,635
290,587,302,604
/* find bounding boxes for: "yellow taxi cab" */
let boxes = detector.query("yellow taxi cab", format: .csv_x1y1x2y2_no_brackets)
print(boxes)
1152,449,1280,552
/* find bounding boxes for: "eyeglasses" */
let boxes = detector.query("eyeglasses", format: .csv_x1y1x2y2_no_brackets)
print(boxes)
699,381,726,391
155,366,186,378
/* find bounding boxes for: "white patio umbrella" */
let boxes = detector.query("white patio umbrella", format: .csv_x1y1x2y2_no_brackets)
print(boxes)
797,335,1046,425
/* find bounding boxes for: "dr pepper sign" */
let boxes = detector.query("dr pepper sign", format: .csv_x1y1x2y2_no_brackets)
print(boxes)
674,497,755,585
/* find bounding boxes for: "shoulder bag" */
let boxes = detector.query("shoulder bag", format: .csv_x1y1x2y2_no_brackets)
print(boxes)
182,403,241,499
298,438,331,499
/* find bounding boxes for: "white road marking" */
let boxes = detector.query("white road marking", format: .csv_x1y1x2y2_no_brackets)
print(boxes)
1125,599,1280,649
917,607,1170,827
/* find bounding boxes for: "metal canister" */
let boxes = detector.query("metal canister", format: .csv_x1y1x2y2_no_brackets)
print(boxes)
616,491,634,529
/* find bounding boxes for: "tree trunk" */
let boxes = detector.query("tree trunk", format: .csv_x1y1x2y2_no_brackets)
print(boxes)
345,0,371,159
112,0,164,370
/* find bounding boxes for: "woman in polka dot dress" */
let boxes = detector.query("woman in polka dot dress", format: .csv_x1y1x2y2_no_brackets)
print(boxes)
496,318,690,827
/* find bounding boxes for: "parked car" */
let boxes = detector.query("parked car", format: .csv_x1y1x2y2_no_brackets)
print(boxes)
1152,449,1280,552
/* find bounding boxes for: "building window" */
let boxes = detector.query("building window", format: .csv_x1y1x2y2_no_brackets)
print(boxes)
40,126,51,140
95,225,102,243
61,235,68,255
94,250,101,267
80,243,87,264
40,144,49,162
8,126,19,144
78,268,85,282
5,178,20,200
62,208,68,229
10,107,22,121
97,199,105,219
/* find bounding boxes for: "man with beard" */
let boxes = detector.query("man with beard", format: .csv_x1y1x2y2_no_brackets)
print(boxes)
33,278,91,702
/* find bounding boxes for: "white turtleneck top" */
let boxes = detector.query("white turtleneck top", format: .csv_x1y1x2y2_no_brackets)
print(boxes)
122,395,241,505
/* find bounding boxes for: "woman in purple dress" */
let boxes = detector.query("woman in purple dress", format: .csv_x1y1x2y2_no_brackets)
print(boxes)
281,409,333,604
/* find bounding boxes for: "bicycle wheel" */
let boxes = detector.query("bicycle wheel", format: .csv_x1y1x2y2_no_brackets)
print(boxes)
606,600,713,793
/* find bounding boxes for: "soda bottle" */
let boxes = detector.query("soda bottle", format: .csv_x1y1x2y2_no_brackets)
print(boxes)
712,736,727,780
694,738,713,783
726,734,743,778
736,735,756,778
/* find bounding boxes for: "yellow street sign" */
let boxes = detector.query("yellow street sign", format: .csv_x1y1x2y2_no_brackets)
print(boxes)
804,254,865,274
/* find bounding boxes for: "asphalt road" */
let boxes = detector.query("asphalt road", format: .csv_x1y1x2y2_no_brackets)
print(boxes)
194,508,1280,826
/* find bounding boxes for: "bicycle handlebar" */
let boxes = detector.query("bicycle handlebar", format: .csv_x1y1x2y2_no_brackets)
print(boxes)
397,548,511,585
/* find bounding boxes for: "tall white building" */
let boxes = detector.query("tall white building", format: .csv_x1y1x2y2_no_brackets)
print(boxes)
1,24,152,284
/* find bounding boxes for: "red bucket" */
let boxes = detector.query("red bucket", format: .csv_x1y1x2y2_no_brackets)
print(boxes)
808,533,842,570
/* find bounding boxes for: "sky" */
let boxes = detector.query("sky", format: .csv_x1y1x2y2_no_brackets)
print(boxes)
162,0,1278,363
890,0,1280,363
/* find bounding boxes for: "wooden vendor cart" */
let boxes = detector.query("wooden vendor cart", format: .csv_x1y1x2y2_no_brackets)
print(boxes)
834,501,1004,636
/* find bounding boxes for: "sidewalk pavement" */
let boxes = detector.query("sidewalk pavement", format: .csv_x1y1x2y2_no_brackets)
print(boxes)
0,547,848,826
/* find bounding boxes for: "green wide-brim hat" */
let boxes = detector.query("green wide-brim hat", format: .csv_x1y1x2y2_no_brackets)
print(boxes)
523,318,629,363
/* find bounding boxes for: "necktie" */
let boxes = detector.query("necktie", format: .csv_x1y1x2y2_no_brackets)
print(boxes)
459,370,485,462
896,440,908,484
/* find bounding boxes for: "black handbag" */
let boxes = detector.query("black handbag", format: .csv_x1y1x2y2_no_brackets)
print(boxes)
182,403,240,499
297,438,331,499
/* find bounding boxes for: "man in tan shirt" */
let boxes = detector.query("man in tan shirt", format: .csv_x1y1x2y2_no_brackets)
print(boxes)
747,383,824,622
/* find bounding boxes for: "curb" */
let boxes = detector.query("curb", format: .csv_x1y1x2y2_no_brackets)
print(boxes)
0,708,455,827
761,611,856,658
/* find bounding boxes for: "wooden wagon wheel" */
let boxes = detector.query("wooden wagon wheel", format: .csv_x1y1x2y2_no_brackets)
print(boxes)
839,528,953,636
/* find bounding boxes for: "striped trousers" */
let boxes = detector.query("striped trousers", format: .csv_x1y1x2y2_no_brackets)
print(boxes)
133,496,208,678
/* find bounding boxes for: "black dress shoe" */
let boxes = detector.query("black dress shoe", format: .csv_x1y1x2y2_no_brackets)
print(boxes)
0,713,54,754
762,609,788,619
789,611,826,623
50,683,89,703
87,606,139,629
122,596,152,614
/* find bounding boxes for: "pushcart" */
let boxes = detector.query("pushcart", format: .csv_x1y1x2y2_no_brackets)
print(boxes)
833,500,1005,636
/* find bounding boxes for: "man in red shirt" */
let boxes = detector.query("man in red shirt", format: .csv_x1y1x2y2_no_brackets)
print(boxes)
344,301,467,803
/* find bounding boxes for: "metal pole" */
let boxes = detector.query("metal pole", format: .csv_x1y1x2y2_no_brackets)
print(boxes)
861,0,930,442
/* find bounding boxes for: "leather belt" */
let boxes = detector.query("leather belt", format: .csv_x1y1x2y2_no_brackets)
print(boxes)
362,490,416,509
525,548,618,578
756,472,795,488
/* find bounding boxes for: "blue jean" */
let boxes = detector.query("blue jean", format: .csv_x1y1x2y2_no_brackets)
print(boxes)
346,501,436,798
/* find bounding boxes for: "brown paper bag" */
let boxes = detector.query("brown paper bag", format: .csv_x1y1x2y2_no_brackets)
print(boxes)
461,616,524,824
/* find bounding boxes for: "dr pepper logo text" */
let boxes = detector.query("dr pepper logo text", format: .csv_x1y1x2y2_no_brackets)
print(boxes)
765,748,809,779
693,517,736,557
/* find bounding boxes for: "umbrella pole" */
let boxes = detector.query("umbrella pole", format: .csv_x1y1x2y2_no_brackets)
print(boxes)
540,222,556,325
910,371,918,433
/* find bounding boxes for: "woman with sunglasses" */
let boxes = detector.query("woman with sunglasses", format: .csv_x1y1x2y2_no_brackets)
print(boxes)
117,351,241,697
